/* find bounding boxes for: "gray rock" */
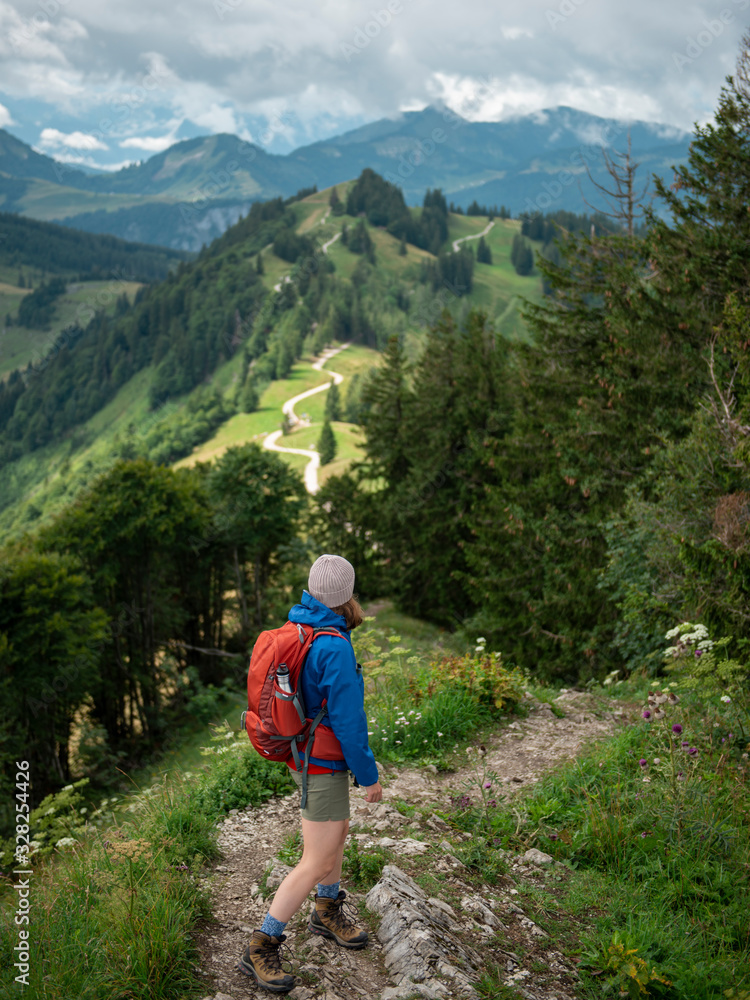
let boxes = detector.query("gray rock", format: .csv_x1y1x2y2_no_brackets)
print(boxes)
366,866,480,999
381,983,446,999
522,848,554,865
460,895,500,929
264,861,292,889
378,837,429,856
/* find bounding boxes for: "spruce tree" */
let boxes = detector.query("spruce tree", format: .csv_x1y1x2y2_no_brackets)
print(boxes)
329,186,344,216
317,419,336,465
325,380,341,422
255,253,264,274
398,235,407,256
477,236,493,264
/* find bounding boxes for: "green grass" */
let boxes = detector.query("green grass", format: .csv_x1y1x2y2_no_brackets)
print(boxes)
447,683,750,999
0,725,297,1000
177,344,378,475
0,279,143,379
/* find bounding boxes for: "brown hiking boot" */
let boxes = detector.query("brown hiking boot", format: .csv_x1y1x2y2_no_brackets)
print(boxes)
238,930,296,993
308,890,368,949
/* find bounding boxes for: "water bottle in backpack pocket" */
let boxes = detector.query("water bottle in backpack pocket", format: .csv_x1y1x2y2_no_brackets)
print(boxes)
271,663,306,736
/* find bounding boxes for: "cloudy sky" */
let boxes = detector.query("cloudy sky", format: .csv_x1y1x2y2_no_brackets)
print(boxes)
0,0,747,170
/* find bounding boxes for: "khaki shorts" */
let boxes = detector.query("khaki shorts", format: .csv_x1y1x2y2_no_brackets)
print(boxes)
291,769,351,822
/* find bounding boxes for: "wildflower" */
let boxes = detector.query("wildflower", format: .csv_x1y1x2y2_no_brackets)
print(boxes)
437,731,444,737
642,777,651,783
639,759,648,768
640,831,647,838
395,741,402,745
720,695,732,704
653,758,661,765
488,799,497,808
672,724,683,735
63,784,74,792
483,781,492,790
695,650,703,658
642,710,653,720
549,833,558,840
687,747,698,757
653,709,665,720
423,739,428,744
80,808,87,814
655,693,668,705
681,741,690,750
728,733,734,740
667,693,680,704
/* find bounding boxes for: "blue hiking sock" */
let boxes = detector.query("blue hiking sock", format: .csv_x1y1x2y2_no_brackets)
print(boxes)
317,881,340,899
260,913,287,939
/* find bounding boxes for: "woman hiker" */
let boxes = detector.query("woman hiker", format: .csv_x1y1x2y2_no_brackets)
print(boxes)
238,553,383,993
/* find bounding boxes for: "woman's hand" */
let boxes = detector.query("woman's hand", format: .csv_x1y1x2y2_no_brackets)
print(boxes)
363,781,383,803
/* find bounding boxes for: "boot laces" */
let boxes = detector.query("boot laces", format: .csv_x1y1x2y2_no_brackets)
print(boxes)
258,935,294,975
327,894,360,934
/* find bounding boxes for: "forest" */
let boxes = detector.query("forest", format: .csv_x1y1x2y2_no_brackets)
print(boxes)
1,58,749,834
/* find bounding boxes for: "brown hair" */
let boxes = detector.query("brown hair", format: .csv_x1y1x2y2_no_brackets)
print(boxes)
330,595,364,630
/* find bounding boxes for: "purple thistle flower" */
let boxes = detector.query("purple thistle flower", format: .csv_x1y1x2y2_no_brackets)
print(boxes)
695,650,703,658
640,831,647,838
681,741,690,750
488,799,497,808
639,758,648,768
642,709,653,720
687,747,698,757
672,723,683,735
483,781,492,789
549,833,558,840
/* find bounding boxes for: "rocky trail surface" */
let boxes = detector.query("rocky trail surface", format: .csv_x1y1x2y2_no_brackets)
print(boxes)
194,690,632,1000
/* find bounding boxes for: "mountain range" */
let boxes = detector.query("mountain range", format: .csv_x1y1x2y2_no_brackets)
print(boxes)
0,105,691,251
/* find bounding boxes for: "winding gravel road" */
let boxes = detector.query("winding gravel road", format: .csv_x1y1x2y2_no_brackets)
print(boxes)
262,342,351,494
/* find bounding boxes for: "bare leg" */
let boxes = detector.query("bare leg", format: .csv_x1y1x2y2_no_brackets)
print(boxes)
268,818,349,924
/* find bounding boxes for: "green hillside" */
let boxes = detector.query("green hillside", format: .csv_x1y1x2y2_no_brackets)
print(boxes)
0,172,546,537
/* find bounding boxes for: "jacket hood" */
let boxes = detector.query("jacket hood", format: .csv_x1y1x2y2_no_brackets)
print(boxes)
288,590,350,634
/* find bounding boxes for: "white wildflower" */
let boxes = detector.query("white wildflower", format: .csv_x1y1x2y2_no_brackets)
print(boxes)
56,838,77,848
720,695,732,704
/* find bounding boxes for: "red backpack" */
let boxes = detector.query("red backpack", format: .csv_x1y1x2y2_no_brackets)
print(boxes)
242,620,348,807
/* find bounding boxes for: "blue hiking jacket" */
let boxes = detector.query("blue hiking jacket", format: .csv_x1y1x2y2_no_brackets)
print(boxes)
288,591,379,788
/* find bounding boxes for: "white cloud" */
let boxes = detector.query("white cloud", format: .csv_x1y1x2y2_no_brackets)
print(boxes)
39,127,108,150
502,26,533,40
0,102,14,127
119,134,176,152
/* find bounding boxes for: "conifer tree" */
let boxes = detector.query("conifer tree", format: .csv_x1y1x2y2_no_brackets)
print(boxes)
325,380,341,422
255,253,264,274
477,236,493,264
398,235,407,256
329,186,344,216
317,419,336,465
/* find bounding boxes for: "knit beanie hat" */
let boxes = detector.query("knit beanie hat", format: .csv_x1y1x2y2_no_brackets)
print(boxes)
308,554,355,609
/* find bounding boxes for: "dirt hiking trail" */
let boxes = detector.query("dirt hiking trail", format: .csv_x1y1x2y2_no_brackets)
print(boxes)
194,690,632,1000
